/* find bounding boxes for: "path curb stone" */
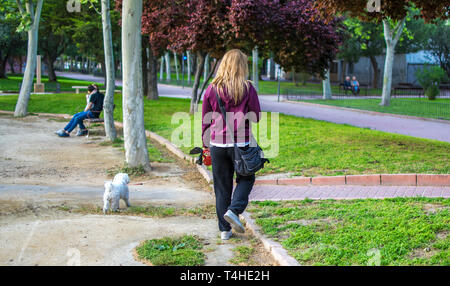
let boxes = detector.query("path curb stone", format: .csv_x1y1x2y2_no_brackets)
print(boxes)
241,212,300,266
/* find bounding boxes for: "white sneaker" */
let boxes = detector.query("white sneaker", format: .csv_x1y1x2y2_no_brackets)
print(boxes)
221,230,233,240
224,210,245,233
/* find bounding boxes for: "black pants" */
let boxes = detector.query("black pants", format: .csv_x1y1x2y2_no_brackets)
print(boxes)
210,146,255,231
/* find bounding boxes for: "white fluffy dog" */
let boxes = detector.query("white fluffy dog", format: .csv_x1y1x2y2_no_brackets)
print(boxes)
103,173,131,214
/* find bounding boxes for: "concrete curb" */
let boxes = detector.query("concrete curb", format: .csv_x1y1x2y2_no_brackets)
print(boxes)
284,99,450,124
254,174,450,187
241,212,300,266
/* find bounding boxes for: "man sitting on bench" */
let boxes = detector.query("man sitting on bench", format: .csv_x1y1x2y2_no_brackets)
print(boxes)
343,76,352,95
55,84,104,137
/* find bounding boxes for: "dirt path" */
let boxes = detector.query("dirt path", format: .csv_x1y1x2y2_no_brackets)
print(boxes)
0,115,274,266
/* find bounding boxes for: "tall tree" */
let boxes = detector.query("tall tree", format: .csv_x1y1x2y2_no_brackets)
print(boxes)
38,0,73,82
0,10,25,78
11,0,44,117
121,0,151,171
427,20,450,76
100,0,117,141
315,0,449,106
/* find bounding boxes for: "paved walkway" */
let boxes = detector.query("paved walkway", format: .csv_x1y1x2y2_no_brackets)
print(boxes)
56,71,450,142
249,185,450,201
258,98,450,142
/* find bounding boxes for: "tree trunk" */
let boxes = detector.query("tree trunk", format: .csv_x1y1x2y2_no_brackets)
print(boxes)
19,56,23,74
159,56,164,81
121,0,150,171
0,53,8,78
174,52,179,81
252,47,259,91
147,47,159,100
101,0,117,141
142,38,148,97
203,53,209,85
322,69,332,100
292,68,297,86
268,57,275,80
190,51,205,114
165,51,171,81
14,0,44,117
380,18,406,106
44,55,57,82
8,56,16,74
341,61,347,82
187,51,191,84
197,58,219,106
369,55,379,89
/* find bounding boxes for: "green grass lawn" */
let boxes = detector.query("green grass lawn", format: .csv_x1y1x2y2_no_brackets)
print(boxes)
0,74,107,92
135,235,206,266
247,198,450,266
0,93,448,176
298,98,450,120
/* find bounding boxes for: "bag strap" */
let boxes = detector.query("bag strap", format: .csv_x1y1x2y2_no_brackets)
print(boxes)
212,87,236,146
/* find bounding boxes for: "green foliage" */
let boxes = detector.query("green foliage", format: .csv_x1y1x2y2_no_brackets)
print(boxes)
136,235,205,266
425,84,440,100
248,198,450,265
416,65,447,90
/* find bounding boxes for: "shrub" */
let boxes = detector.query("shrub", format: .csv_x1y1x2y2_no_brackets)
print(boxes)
415,65,447,100
425,84,440,100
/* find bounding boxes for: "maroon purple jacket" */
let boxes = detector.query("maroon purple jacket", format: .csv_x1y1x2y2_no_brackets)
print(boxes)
202,83,261,148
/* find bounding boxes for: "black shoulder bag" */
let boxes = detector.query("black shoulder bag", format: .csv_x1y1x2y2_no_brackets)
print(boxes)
212,87,269,176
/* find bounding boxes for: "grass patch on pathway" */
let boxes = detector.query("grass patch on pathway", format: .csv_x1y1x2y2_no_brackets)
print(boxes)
247,197,450,266
135,235,206,266
297,98,450,120
0,93,448,176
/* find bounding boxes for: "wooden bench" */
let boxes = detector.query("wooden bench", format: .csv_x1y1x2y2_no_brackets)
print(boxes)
338,82,368,96
84,104,115,137
72,86,87,94
391,86,424,97
72,86,120,94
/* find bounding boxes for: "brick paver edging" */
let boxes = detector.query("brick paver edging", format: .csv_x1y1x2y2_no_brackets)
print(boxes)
255,174,450,187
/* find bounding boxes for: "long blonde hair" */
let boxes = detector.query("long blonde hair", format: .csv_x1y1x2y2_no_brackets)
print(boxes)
211,49,250,104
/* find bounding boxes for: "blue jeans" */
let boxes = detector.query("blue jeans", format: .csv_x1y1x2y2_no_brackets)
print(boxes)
64,111,93,133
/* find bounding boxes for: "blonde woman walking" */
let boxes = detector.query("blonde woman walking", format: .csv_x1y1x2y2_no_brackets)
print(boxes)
201,49,261,240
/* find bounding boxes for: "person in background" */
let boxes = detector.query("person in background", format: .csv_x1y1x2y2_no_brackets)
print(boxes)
343,76,352,95
55,84,104,137
351,76,360,96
